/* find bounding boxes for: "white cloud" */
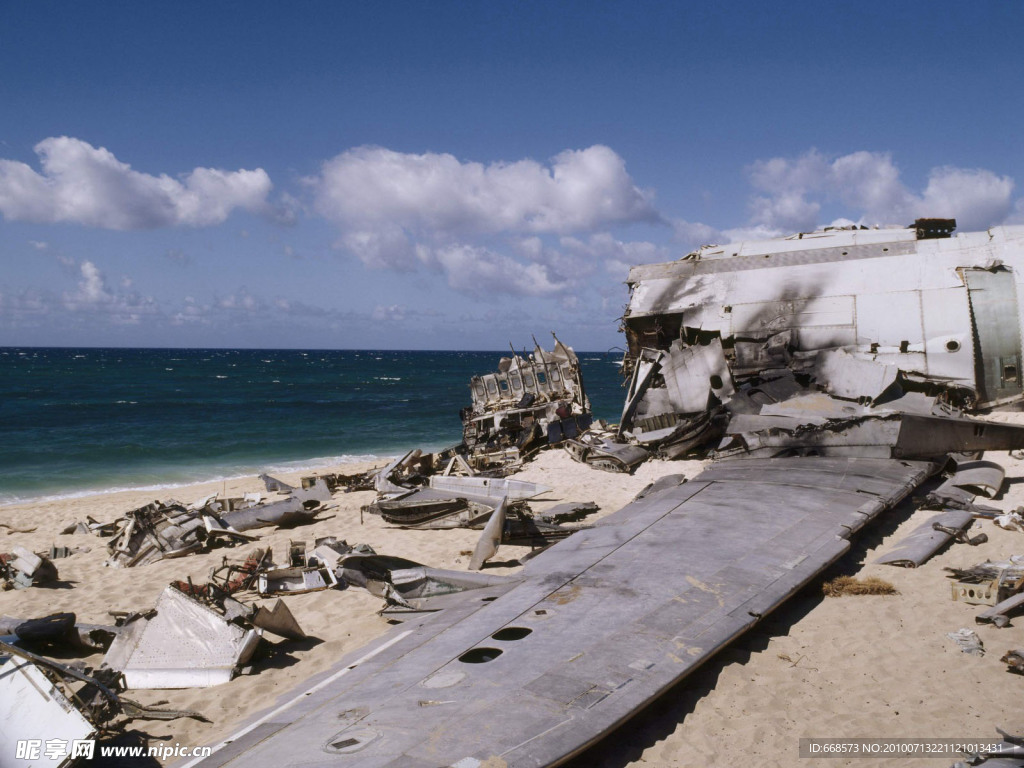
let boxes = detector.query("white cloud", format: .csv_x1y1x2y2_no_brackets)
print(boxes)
307,144,662,298
556,233,670,279
372,304,407,323
338,226,419,272
0,289,51,319
171,297,209,326
429,244,571,297
670,219,721,249
1010,197,1024,225
741,149,1015,235
218,289,262,312
0,137,273,229
829,151,913,218
61,260,158,324
314,144,656,241
918,166,1014,230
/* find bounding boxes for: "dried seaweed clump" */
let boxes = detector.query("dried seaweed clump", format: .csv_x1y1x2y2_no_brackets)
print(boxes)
823,575,899,597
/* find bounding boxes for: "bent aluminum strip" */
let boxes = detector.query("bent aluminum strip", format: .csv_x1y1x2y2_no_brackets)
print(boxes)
875,509,975,568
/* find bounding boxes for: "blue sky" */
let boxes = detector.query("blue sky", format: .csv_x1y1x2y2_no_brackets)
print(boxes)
2,1,1022,350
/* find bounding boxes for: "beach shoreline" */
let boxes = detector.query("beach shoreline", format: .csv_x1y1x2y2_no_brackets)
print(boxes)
2,441,1023,767
0,452,398,509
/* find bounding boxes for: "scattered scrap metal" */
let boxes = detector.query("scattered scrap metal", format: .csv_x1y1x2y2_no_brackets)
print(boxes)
0,545,59,589
563,425,651,473
0,613,117,652
944,555,1024,628
40,222,1024,767
924,461,1006,518
363,462,598,561
995,509,1024,531
947,556,1024,606
101,480,332,568
257,539,340,596
876,510,984,568
0,639,208,768
60,516,118,536
284,469,380,494
947,627,985,656
101,585,263,689
338,553,515,621
1003,649,1024,675
460,335,593,473
977,593,1024,628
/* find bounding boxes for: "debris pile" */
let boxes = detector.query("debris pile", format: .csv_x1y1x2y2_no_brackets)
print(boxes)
337,553,516,620
947,556,1024,606
293,469,380,494
944,555,1024,629
0,545,59,589
101,585,263,689
995,509,1024,531
0,640,209,766
102,480,333,568
61,516,117,536
563,426,650,473
364,463,598,563
925,460,1005,517
0,612,117,653
460,335,592,473
257,539,342,596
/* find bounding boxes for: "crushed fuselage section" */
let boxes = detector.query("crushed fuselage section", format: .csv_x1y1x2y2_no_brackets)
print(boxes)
612,222,1024,460
461,336,592,472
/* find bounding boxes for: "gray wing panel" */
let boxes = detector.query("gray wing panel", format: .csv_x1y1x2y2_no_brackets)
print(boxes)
183,457,935,768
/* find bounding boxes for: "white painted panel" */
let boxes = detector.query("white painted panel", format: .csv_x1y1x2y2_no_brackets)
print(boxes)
428,476,551,500
104,587,260,690
796,327,858,350
920,286,975,384
856,291,923,348
0,659,94,768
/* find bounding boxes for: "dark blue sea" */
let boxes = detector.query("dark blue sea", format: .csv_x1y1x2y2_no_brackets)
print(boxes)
0,348,626,505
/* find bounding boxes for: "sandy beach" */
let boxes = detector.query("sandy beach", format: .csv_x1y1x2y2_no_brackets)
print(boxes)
2,432,1023,767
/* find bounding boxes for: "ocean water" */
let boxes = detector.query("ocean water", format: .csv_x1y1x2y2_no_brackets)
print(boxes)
0,347,626,505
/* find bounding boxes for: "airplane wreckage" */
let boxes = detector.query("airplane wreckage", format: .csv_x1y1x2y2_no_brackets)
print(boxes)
461,336,593,473
155,219,1024,768
8,220,1024,767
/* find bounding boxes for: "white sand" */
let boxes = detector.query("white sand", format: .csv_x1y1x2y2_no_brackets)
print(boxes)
2,436,1023,767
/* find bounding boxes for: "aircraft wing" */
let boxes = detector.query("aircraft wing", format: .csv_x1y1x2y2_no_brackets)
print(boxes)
183,456,937,768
